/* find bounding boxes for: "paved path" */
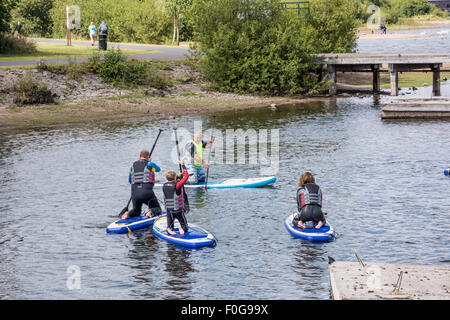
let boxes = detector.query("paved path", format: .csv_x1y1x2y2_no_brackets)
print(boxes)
0,38,190,67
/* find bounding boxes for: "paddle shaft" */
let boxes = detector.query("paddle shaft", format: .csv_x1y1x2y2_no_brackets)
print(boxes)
174,127,189,212
121,129,163,214
204,115,216,190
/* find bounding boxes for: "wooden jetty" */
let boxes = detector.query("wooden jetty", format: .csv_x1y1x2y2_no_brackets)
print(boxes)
316,53,450,96
381,96,450,119
329,260,450,300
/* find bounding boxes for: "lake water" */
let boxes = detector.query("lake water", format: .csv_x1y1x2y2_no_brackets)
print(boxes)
357,26,450,53
1,93,449,299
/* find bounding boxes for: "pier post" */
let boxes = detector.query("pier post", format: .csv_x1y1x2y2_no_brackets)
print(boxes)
327,64,337,95
432,64,441,97
389,64,398,96
372,64,381,93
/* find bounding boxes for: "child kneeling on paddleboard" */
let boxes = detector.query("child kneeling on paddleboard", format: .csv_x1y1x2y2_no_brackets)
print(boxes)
163,161,189,235
293,172,326,229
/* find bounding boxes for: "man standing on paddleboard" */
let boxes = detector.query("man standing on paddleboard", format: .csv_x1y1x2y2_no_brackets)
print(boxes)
182,131,214,184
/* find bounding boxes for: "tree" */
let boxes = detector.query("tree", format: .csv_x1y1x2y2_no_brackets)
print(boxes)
300,0,359,53
190,0,327,94
164,0,192,46
11,0,54,36
0,0,16,33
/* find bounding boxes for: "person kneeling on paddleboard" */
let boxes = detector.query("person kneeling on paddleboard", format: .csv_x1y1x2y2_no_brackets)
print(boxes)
182,131,214,184
293,172,326,229
163,161,189,235
121,149,162,219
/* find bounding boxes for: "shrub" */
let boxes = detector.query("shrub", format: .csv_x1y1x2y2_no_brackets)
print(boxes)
89,48,169,88
0,33,37,54
190,0,355,95
11,72,55,105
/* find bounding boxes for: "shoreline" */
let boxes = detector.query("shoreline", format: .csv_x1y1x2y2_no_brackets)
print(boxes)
0,64,334,129
0,95,334,130
1,59,448,130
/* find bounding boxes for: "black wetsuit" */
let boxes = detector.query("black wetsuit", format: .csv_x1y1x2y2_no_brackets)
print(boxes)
293,183,326,226
127,159,162,218
163,167,189,232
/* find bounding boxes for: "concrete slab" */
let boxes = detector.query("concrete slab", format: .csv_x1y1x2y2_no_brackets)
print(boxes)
381,97,450,119
329,261,450,300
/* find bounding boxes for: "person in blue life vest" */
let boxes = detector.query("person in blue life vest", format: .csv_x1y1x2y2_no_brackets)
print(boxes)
182,131,214,184
292,172,326,229
163,161,189,235
121,149,162,220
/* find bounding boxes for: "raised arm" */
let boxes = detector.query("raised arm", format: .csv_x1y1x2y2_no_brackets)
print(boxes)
176,166,189,190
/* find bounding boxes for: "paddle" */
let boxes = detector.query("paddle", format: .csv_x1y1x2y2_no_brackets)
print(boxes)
174,127,190,213
119,128,163,217
204,115,216,191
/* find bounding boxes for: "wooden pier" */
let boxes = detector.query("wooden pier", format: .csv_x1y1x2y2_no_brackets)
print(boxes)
381,96,450,119
329,260,450,300
317,53,450,96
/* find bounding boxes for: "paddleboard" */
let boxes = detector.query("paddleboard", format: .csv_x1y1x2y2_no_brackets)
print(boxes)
155,176,276,189
106,213,166,234
152,216,216,248
284,213,335,242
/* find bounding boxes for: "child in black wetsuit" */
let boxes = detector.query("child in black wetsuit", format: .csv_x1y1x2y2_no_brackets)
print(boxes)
163,162,189,235
292,172,326,229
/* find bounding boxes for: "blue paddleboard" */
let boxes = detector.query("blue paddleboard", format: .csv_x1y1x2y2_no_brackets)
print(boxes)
284,213,335,242
106,213,166,234
152,217,216,248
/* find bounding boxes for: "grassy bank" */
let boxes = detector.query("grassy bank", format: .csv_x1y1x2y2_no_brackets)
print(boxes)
0,41,155,62
0,93,324,129
1,55,448,129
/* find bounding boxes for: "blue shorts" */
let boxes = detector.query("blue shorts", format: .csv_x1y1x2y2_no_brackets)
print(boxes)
185,164,206,184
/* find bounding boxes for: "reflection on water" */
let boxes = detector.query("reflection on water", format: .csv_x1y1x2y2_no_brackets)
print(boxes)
0,96,449,299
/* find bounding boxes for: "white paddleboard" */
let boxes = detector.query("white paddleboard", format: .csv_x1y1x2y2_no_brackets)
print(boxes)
155,176,276,189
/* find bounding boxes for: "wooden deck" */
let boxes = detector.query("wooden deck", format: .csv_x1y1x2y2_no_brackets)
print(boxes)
316,53,450,96
329,260,450,300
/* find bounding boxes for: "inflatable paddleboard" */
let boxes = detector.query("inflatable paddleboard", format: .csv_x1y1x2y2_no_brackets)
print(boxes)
106,214,166,234
152,216,216,248
284,213,335,242
155,176,276,189
444,168,449,176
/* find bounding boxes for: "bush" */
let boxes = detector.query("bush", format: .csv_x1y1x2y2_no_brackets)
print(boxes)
89,48,169,88
11,72,55,105
0,33,37,53
190,0,357,95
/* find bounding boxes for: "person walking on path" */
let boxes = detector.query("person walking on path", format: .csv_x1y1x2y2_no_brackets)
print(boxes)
14,21,22,36
88,22,97,46
99,20,108,35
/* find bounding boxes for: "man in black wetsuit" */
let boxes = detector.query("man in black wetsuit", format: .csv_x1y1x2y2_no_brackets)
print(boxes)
121,149,162,219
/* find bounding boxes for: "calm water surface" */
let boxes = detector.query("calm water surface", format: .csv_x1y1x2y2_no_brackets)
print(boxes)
0,94,449,299
357,26,450,53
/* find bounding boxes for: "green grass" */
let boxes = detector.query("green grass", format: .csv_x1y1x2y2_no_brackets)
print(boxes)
0,42,156,62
